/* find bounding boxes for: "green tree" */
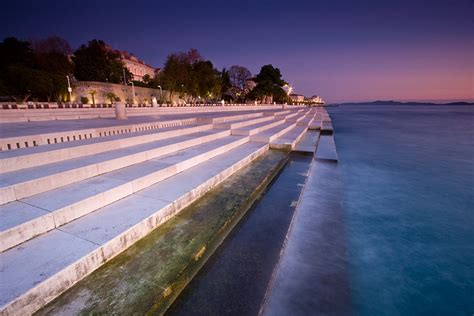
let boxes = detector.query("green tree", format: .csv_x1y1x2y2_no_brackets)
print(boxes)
106,92,119,104
89,90,97,106
159,51,193,102
73,39,127,84
0,37,71,101
247,64,288,103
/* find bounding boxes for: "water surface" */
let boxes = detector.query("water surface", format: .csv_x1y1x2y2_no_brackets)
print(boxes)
328,104,474,315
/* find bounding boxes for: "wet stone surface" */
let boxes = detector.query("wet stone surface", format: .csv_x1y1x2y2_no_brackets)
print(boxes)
167,154,313,316
35,150,288,316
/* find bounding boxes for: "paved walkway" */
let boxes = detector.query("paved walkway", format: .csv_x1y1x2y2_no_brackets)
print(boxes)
0,110,274,138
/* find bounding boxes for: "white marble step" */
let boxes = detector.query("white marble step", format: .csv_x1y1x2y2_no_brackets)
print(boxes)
231,116,287,136
250,121,297,143
203,112,263,123
0,135,249,252
0,141,268,315
263,109,291,116
286,111,310,123
0,129,231,205
270,125,308,150
213,115,274,129
297,114,315,127
309,119,322,130
0,123,213,173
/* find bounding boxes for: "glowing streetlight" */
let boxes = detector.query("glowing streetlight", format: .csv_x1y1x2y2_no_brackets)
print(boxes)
66,75,72,102
128,81,136,104
157,85,163,103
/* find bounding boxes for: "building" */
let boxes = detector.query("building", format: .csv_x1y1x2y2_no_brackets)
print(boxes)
305,95,325,104
118,50,159,82
290,94,305,103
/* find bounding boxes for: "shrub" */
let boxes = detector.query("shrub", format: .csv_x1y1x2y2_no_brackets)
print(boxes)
80,96,89,104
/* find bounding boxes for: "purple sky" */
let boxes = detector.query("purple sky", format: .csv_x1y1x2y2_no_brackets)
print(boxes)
1,0,472,103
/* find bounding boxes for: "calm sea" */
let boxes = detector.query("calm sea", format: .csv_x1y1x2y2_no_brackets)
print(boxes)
327,105,474,315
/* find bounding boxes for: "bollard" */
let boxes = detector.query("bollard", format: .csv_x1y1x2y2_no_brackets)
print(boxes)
114,102,127,120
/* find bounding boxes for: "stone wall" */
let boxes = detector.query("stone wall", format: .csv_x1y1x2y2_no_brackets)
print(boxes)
72,81,178,105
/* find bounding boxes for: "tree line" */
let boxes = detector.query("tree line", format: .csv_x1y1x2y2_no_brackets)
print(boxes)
0,36,290,104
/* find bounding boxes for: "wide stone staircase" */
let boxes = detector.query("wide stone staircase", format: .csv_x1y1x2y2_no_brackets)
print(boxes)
0,107,328,315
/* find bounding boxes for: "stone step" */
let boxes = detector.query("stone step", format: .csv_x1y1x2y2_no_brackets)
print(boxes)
296,114,315,127
315,135,338,161
270,125,308,150
0,129,231,205
294,130,320,153
263,109,291,116
286,111,310,123
213,115,274,130
0,135,248,251
309,119,322,130
231,117,287,136
0,122,214,173
201,112,264,123
0,141,268,315
250,121,297,143
206,112,263,123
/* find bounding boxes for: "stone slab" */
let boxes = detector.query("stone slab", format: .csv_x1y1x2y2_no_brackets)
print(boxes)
315,135,338,161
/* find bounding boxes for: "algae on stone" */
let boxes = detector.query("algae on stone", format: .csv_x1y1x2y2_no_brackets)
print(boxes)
36,150,288,316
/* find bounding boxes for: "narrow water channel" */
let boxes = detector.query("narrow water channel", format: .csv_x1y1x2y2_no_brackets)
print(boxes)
166,153,313,315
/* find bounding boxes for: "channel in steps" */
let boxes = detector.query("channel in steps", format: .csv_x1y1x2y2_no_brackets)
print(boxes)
0,134,248,251
0,122,215,173
270,125,308,150
0,141,269,315
0,129,232,205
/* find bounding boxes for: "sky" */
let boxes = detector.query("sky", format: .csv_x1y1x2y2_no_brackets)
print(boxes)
1,0,473,103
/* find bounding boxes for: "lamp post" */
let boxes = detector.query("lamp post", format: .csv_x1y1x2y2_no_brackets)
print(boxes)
157,85,163,104
66,75,72,103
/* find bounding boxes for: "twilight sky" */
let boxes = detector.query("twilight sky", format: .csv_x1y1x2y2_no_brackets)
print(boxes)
1,0,472,103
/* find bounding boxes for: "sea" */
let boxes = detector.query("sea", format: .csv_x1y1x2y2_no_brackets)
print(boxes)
327,104,474,315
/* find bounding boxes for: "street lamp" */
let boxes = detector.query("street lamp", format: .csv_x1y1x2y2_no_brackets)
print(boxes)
66,75,72,103
157,85,163,104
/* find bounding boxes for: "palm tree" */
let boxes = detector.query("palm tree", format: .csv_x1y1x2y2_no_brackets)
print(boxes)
89,90,97,106
106,92,117,104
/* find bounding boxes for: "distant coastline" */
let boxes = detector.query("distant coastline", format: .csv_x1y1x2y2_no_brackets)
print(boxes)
330,100,474,106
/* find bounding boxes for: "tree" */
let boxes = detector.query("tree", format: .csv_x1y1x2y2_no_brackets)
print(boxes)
142,74,151,84
220,68,232,98
73,39,127,83
247,64,289,103
228,65,251,90
159,52,191,102
106,92,119,104
89,90,97,106
193,60,221,101
0,37,70,102
30,36,72,55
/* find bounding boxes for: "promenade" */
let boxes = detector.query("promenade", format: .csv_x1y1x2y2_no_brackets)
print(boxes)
0,105,332,314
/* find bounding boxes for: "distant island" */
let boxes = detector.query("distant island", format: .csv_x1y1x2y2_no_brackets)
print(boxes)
332,100,474,106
